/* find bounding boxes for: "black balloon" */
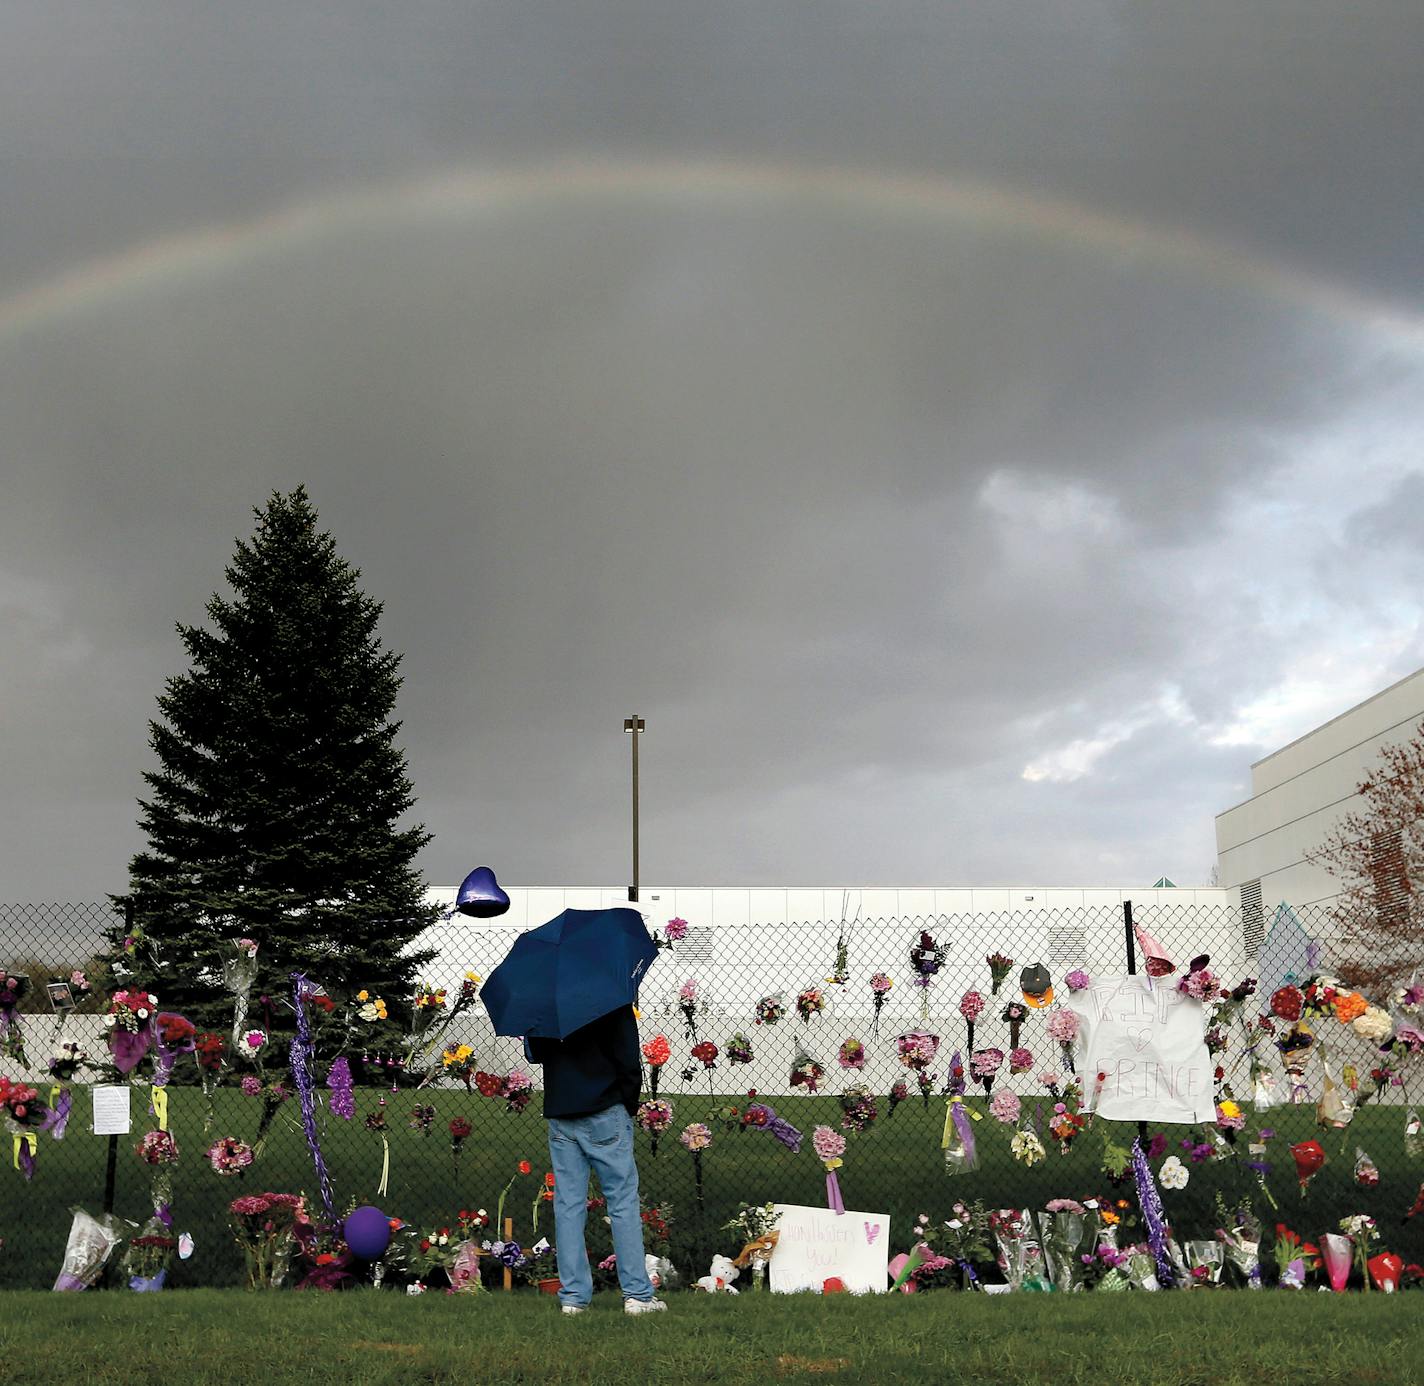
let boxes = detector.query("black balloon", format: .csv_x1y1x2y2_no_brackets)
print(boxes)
455,865,510,918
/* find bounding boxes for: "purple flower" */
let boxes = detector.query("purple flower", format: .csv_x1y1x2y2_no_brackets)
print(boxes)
240,1075,262,1097
1146,1133,1168,1160
1064,970,1090,992
326,1056,355,1120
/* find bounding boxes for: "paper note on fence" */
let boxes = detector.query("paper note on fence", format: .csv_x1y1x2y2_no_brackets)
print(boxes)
1064,975,1214,1124
91,1085,131,1136
769,1203,889,1294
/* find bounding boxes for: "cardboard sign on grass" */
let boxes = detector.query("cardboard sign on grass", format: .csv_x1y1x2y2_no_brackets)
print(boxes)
769,1204,889,1294
1063,975,1214,1124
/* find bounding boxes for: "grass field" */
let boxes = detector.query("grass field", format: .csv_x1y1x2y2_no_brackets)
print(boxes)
2,1288,1420,1385
4,1085,1421,1289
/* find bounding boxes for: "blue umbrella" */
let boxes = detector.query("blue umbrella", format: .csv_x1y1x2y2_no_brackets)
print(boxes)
481,907,658,1039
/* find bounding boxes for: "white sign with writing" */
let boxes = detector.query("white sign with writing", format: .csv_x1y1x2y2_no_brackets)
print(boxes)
1063,976,1214,1124
769,1203,889,1294
91,1085,132,1136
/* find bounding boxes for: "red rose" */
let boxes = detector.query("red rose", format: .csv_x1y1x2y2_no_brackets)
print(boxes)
518,1159,532,1175
1270,986,1303,1022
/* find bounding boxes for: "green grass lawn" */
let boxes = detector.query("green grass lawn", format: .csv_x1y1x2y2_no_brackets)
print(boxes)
1,1288,1419,1385
4,1085,1421,1290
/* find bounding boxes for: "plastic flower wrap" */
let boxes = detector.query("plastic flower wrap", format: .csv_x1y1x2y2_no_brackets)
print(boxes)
986,952,1015,996
795,987,826,1024
1001,1000,1028,1050
868,973,893,1036
220,939,259,1050
1319,1231,1353,1292
641,1033,671,1097
837,1083,878,1134
105,989,158,1074
1048,1102,1087,1155
754,993,786,1026
1213,1198,1262,1288
1275,1023,1315,1104
1037,1202,1089,1291
988,1207,1047,1290
1391,980,1424,1018
679,1122,712,1206
1008,1046,1034,1075
1177,957,1222,1003
1353,1146,1380,1188
812,1125,847,1214
789,1043,826,1094
941,1092,981,1177
988,1090,1020,1124
725,1032,754,1065
1317,1061,1355,1128
885,1079,910,1118
678,979,700,1040
741,1101,802,1152
636,1099,674,1156
909,932,945,1019
1010,1128,1046,1166
970,1047,1004,1094
1406,1108,1422,1160
1045,1007,1079,1074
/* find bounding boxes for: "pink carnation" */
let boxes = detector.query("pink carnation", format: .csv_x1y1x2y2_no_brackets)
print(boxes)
1008,1047,1034,1073
970,1048,1004,1078
811,1125,846,1162
1064,970,1090,992
1045,1009,1079,1043
989,1090,1021,1123
959,990,986,1022
665,918,688,942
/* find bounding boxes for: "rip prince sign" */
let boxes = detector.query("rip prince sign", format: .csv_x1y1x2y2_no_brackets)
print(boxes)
1063,976,1215,1124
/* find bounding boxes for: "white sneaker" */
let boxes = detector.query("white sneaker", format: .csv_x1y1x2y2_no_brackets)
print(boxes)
624,1297,668,1316
561,1304,587,1315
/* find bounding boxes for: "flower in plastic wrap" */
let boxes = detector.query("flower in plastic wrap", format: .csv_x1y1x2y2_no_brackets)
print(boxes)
1352,1006,1393,1043
679,1122,713,1152
1215,1099,1246,1131
1010,1129,1046,1166
837,1038,866,1070
989,1090,1021,1124
959,990,985,1022
1008,1047,1034,1074
811,1125,846,1164
136,1130,180,1166
236,1028,266,1060
1353,1147,1380,1189
1158,1156,1189,1190
1045,1009,1078,1044
1064,969,1090,992
1390,981,1424,1018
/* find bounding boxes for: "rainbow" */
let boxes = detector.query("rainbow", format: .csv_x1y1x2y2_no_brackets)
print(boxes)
2,157,1422,347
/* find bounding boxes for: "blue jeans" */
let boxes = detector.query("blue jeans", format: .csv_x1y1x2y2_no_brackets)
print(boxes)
547,1104,654,1306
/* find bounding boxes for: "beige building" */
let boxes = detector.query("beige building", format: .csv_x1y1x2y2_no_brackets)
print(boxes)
1215,665,1424,940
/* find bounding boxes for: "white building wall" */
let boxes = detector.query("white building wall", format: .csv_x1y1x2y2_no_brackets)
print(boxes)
1216,666,1424,909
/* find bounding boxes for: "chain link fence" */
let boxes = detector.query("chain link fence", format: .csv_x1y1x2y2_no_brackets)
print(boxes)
2,897,1419,1289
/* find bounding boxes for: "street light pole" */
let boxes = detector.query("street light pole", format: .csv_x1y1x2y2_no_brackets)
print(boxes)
623,716,645,901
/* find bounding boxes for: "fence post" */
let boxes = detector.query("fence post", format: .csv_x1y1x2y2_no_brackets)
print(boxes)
1123,899,1136,975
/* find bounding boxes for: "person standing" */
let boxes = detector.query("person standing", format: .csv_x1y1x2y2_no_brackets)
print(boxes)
525,1004,667,1315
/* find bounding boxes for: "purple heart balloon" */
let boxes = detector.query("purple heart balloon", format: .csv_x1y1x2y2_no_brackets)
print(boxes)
455,865,510,919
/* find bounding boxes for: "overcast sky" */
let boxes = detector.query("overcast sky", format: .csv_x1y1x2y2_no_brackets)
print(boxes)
3,2,1424,901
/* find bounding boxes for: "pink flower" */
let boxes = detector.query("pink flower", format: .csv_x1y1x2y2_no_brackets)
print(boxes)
1008,1047,1034,1073
664,917,688,942
1045,1009,1079,1044
811,1125,846,1162
678,979,698,1002
959,991,985,1022
970,1048,1004,1078
1037,1070,1061,1088
989,1090,1021,1124
1064,970,1090,992
240,1075,262,1097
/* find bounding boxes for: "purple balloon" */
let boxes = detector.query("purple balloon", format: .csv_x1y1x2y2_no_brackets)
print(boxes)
343,1205,393,1260
456,865,510,919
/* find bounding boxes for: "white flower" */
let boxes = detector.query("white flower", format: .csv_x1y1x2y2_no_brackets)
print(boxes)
135,1008,150,1021
406,1283,425,1296
103,1014,117,1029
1159,1156,1189,1190
1352,1006,1393,1043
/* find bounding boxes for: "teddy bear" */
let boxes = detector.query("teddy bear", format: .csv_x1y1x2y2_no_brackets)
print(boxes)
694,1253,740,1293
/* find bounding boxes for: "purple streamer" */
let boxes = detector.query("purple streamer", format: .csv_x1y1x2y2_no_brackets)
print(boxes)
948,1051,966,1097
826,1170,845,1215
18,1140,35,1181
290,973,336,1223
40,1089,71,1139
1131,1137,1175,1288
326,1056,355,1120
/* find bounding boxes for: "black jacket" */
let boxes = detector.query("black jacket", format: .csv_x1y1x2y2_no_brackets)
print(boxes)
524,1006,642,1120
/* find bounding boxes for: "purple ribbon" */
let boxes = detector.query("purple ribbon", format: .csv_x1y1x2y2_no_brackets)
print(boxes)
40,1089,71,1139
826,1170,845,1215
17,1139,35,1181
109,1025,152,1075
1131,1136,1175,1288
290,973,336,1223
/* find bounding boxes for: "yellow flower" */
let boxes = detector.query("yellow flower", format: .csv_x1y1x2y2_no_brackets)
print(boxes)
1219,1100,1242,1120
465,972,481,983
1101,1210,1119,1226
357,990,369,1002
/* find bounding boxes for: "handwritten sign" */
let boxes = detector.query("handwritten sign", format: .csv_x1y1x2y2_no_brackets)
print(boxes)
91,1085,131,1136
769,1203,889,1294
1063,976,1214,1124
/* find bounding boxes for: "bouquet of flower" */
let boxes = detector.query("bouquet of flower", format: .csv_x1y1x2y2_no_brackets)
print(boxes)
959,991,985,1052
811,1125,847,1214
724,1202,781,1287
741,1102,802,1152
837,1037,866,1070
1008,1046,1034,1076
1183,1239,1223,1287
408,1103,436,1136
970,1047,1004,1095
678,980,700,1040
1177,957,1222,1003
1010,1128,1046,1167
530,1170,556,1238
229,1191,307,1289
796,987,826,1024
790,1044,826,1094
754,993,786,1026
1354,1146,1380,1188
48,1040,88,1084
104,989,158,1074
1045,1007,1079,1074
838,1083,878,1134
725,1032,754,1065
236,1028,267,1065
869,973,893,1036
220,938,260,1048
1341,1213,1379,1290
1406,1108,1422,1160
636,1099,674,1157
680,1123,712,1206
206,1135,255,1176
886,1079,910,1118
1214,1195,1262,1288
0,1075,47,1129
986,953,1015,996
909,932,945,1019
690,1041,719,1095
641,1033,671,1096
1290,1138,1326,1196
988,1207,1048,1290
896,1029,940,1075
1272,1223,1320,1287
503,1070,533,1115
1049,1102,1088,1156
988,1090,1021,1124
440,1042,478,1090
0,970,30,1066
246,1077,290,1157
1038,1200,1089,1291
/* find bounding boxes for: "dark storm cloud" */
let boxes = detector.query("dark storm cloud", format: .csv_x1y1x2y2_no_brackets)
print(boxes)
1,2,1423,897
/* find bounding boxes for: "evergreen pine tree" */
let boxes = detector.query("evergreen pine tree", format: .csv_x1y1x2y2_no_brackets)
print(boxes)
115,487,438,1031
